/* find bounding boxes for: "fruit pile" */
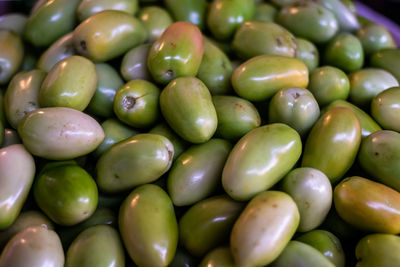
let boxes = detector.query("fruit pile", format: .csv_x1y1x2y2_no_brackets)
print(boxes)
0,0,399,266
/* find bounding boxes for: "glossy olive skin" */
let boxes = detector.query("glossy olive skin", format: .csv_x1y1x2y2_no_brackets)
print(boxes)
232,21,297,59
324,33,364,73
370,49,400,82
281,167,332,232
147,21,204,84
138,6,173,42
296,37,319,72
113,80,160,128
356,234,400,267
119,184,178,267
357,23,396,56
297,230,345,267
212,95,260,141
77,0,138,21
231,191,300,267
179,195,244,256
207,0,255,41
120,43,152,81
254,3,277,22
199,247,235,267
96,133,173,193
358,130,400,191
168,139,232,206
232,55,309,102
276,1,338,44
349,68,398,107
24,0,80,47
197,37,233,95
0,226,64,267
301,107,361,184
334,176,400,234
0,210,53,250
0,13,27,35
58,207,116,249
86,63,124,118
270,241,334,267
222,123,302,201
65,225,125,267
269,87,320,136
36,32,76,72
308,66,350,107
165,0,207,29
39,55,98,111
324,100,381,138
34,162,98,226
4,69,46,129
0,31,24,85
371,87,400,131
0,144,35,230
93,118,137,158
316,0,359,32
160,77,217,144
73,10,147,62
18,107,105,160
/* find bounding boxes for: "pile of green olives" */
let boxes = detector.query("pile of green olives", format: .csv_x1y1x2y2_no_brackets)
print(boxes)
1,0,400,266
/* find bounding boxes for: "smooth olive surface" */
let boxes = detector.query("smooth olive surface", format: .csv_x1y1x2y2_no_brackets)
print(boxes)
222,123,302,201
39,55,98,111
4,69,46,129
301,107,361,184
281,167,332,232
356,234,400,267
18,107,105,160
0,30,24,85
147,21,204,84
34,162,98,226
348,68,398,107
73,10,147,62
269,87,320,136
232,55,309,101
168,139,232,206
120,43,152,82
230,191,300,267
65,225,125,267
119,184,178,267
179,195,244,256
0,144,35,230
160,77,217,144
213,95,261,141
334,176,400,234
96,133,173,193
371,87,400,132
358,130,400,191
0,226,64,267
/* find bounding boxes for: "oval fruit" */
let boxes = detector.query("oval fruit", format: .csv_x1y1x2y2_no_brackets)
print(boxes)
96,133,173,193
160,77,217,144
222,123,302,201
232,55,308,102
301,107,361,184
230,191,299,266
65,225,125,267
119,184,178,267
334,176,400,234
18,107,105,160
147,21,204,84
0,226,64,267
